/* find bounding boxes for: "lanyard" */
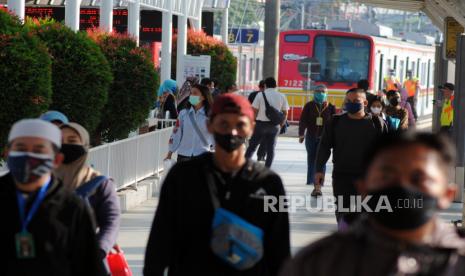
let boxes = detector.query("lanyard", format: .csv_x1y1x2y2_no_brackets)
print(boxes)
314,102,328,116
16,178,51,233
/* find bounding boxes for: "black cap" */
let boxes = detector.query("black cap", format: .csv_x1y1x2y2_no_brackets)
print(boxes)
439,83,455,91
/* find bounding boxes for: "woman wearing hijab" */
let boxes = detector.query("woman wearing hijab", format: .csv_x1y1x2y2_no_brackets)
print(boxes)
157,79,178,119
165,84,214,162
54,123,120,270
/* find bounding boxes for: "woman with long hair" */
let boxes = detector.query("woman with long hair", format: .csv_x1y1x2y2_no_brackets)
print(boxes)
165,84,214,162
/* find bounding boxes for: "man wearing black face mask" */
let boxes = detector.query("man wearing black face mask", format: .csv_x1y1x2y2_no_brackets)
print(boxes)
0,119,106,275
315,88,387,228
144,94,290,276
280,132,465,276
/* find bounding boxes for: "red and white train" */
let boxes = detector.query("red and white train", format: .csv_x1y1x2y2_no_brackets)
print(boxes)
232,29,436,122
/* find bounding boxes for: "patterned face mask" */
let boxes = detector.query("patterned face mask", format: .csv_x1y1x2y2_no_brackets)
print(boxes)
7,151,54,184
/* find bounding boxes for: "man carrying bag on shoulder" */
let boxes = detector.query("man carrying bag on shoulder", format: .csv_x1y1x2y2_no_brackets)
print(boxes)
144,94,290,276
245,77,290,168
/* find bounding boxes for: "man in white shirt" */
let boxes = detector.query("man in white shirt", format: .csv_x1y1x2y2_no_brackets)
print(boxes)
245,77,290,167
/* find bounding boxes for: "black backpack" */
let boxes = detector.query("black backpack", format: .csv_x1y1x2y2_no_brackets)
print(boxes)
262,92,285,126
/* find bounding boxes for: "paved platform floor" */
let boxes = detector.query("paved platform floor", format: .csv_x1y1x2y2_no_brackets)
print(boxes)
118,136,462,276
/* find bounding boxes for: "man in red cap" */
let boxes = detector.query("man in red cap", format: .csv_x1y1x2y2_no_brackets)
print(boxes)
144,94,290,276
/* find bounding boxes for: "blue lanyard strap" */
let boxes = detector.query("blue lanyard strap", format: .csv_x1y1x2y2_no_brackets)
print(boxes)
15,178,51,233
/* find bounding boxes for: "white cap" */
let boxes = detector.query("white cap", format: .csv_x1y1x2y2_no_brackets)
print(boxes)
8,119,62,148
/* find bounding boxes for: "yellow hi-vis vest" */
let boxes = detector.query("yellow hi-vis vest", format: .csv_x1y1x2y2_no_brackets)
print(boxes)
404,79,418,97
440,96,454,127
384,77,399,91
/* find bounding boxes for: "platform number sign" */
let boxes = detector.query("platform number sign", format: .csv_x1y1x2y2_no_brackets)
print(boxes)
228,28,259,44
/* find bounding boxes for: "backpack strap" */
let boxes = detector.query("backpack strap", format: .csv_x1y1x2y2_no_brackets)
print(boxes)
262,91,271,109
75,175,108,199
371,114,388,134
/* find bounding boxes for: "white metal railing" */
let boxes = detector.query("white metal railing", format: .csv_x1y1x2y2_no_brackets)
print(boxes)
88,127,173,190
0,124,175,187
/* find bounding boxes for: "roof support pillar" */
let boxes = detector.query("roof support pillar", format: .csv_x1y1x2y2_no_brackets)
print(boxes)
176,11,188,87
161,0,173,82
7,0,25,21
65,0,80,31
100,0,113,33
128,0,140,46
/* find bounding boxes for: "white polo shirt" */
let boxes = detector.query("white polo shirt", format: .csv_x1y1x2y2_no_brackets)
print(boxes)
252,88,290,122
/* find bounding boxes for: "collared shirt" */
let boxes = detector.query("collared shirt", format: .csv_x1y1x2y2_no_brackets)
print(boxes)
168,106,214,157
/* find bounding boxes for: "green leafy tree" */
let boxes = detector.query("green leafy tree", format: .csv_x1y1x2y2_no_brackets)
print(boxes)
88,30,159,142
0,10,52,150
30,21,112,135
172,30,237,91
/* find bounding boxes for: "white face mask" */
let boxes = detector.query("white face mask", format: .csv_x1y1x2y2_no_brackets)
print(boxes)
371,106,382,115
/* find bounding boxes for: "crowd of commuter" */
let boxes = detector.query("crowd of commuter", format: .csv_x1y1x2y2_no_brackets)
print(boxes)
2,68,462,276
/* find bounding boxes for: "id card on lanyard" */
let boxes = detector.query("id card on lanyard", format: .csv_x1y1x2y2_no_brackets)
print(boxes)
15,178,51,259
315,104,328,127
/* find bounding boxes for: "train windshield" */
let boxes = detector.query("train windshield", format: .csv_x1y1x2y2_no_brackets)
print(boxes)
313,35,370,83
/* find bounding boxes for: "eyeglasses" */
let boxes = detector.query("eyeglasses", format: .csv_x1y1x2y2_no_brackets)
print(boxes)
315,90,326,93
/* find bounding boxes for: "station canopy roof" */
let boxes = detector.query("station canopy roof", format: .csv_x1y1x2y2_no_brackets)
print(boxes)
355,0,465,30
1,0,203,19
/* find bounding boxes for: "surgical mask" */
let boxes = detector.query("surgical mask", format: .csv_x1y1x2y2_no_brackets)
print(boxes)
345,102,363,114
370,106,382,115
313,92,327,104
390,97,400,107
7,151,54,184
61,144,87,164
214,133,246,153
367,186,437,230
189,95,201,106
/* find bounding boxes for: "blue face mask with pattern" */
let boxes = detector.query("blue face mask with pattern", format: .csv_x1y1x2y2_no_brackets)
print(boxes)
7,151,54,184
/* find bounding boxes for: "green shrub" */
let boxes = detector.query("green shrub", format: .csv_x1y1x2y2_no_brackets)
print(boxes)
172,30,237,91
0,11,52,149
88,30,159,142
31,21,112,135
0,9,22,34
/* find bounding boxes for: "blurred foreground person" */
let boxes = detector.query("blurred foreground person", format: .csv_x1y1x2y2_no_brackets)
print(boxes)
54,123,120,272
281,132,465,276
0,119,105,275
144,94,290,276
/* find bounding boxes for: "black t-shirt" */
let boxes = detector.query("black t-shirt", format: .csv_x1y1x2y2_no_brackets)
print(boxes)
144,153,291,276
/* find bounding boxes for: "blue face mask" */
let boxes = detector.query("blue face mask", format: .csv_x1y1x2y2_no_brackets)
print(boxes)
189,95,201,106
345,102,363,114
7,151,54,184
314,92,327,104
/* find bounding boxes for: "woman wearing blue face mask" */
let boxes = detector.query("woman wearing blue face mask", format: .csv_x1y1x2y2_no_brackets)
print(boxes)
298,85,336,197
165,84,215,162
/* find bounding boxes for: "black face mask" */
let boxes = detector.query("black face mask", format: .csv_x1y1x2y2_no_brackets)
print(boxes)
390,97,400,107
214,133,246,153
61,144,87,164
367,186,438,230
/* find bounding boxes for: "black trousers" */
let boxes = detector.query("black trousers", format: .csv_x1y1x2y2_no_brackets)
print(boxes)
332,172,362,225
177,155,193,162
407,96,418,120
245,121,280,167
